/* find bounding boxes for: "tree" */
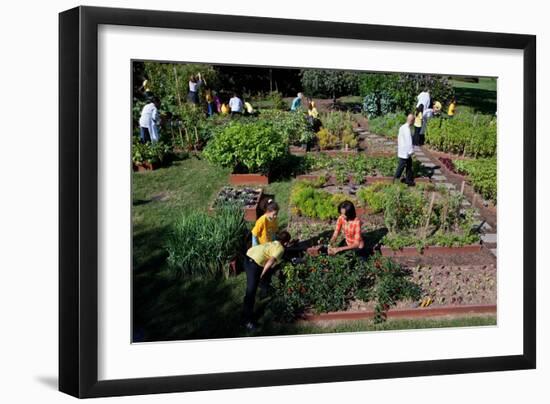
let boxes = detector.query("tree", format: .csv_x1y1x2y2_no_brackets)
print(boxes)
360,72,454,117
300,69,360,101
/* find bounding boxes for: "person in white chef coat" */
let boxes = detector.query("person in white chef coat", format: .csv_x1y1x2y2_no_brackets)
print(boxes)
138,96,161,143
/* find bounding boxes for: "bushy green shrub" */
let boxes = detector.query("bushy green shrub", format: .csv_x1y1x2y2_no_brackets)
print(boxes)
203,120,288,173
367,113,404,138
426,112,497,157
270,253,421,323
454,158,497,202
259,109,314,145
166,204,248,279
290,182,349,220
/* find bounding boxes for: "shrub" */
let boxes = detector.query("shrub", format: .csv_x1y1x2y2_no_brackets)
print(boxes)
266,91,288,110
132,137,171,165
166,204,248,279
426,112,497,157
317,128,339,150
454,158,497,202
317,111,357,150
270,253,421,323
260,109,314,145
203,120,288,174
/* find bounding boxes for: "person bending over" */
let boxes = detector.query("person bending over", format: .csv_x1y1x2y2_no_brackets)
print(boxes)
242,231,292,331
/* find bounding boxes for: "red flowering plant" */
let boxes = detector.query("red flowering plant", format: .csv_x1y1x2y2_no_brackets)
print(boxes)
270,252,421,323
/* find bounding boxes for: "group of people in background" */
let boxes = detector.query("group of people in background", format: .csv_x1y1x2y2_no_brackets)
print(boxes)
412,88,456,146
394,88,457,186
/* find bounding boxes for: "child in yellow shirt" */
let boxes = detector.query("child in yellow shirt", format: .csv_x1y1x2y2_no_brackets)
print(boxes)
413,104,424,146
251,200,279,246
447,98,456,117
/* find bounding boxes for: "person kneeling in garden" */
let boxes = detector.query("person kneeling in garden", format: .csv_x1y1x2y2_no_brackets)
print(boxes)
242,230,292,331
328,201,366,259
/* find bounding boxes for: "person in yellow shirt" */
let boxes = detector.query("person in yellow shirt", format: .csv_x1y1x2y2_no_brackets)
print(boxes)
433,100,442,115
413,104,424,146
251,201,279,246
242,231,292,330
447,97,457,117
221,102,230,115
307,100,319,119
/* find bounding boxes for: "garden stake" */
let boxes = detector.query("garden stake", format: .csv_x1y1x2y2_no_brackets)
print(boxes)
460,180,465,195
423,192,436,239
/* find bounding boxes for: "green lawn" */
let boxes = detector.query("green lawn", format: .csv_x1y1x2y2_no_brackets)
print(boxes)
132,155,495,342
450,77,497,115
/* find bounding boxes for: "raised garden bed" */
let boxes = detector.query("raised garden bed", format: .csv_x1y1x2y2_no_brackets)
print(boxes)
209,186,263,222
380,244,482,257
301,304,496,322
296,173,430,185
229,173,269,185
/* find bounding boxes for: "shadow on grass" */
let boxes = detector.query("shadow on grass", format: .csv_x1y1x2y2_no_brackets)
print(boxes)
454,87,497,115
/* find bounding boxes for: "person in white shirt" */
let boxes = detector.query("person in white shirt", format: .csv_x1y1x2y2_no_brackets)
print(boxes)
420,102,434,146
229,93,244,116
187,73,205,104
138,97,161,143
393,114,415,186
416,88,431,112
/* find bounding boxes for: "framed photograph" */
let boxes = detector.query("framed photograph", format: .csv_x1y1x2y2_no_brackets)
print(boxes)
59,6,536,398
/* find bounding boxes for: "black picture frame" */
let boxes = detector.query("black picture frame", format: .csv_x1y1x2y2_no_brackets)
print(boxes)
59,5,536,398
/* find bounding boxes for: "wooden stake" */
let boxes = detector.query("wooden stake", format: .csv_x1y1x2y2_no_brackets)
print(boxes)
460,180,465,195
423,192,436,239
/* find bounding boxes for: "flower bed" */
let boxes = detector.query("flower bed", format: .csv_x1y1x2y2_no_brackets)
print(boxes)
316,111,359,151
270,253,422,323
132,138,171,172
209,186,263,221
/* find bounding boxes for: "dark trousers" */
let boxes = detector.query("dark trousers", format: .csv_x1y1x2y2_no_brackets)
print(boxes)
412,126,421,145
139,127,151,143
242,257,273,323
394,157,414,185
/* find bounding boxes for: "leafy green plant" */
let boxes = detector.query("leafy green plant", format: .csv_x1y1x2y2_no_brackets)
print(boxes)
357,183,480,250
132,137,171,165
426,112,497,157
454,158,497,202
166,204,248,279
203,120,288,174
290,182,350,220
266,91,288,110
259,109,315,145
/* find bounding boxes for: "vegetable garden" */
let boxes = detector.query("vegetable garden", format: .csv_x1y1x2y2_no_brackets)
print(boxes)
132,62,497,341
